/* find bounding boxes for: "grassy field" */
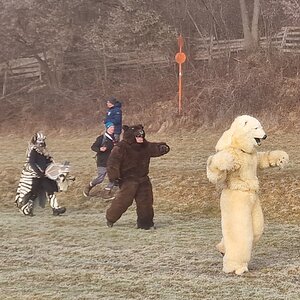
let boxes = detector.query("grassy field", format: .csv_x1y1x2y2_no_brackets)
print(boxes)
0,131,299,299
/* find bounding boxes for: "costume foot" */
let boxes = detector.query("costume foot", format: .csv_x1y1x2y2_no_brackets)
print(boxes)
235,266,248,275
53,207,66,216
106,220,114,228
137,224,156,230
18,200,34,216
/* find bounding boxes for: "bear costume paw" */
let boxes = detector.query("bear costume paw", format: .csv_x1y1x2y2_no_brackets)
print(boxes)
223,262,249,275
268,150,289,169
212,151,239,171
207,151,240,186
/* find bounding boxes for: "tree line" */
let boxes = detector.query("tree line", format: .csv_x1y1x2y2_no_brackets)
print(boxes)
0,0,299,90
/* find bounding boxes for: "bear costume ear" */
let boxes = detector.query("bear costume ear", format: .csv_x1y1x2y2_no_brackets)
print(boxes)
122,125,129,131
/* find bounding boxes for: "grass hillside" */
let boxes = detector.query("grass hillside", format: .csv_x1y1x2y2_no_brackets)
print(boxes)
0,131,299,299
1,131,299,223
0,51,299,299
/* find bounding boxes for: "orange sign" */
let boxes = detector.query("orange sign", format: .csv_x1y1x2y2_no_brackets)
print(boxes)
175,52,186,64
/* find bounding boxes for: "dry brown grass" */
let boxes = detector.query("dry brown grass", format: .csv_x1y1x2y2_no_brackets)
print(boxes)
1,52,300,136
0,131,299,299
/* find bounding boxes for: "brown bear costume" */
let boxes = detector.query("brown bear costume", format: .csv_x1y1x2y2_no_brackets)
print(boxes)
106,124,170,229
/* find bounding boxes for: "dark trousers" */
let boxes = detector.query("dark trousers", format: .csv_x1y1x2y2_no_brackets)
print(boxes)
25,177,58,201
106,178,154,229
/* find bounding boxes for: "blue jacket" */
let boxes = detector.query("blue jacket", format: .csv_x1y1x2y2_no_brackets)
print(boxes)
104,101,122,134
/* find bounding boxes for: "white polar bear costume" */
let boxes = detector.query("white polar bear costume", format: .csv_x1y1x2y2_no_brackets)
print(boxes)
206,115,289,275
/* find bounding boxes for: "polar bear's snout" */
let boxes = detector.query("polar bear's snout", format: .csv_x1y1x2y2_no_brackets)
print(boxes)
254,134,267,146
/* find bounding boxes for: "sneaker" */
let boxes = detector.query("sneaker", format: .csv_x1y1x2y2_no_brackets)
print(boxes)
106,220,114,228
53,207,66,216
83,184,93,197
102,189,115,201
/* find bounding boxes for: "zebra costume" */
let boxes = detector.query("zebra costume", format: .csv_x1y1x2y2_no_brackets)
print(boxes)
15,132,66,216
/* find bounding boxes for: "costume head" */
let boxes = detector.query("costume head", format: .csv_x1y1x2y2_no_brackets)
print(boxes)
215,115,267,153
31,132,46,148
122,124,145,144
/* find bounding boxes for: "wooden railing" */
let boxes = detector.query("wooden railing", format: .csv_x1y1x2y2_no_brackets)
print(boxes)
270,26,300,54
192,37,244,60
192,26,300,60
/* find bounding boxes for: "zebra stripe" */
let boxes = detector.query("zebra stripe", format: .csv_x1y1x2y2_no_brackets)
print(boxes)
15,146,40,215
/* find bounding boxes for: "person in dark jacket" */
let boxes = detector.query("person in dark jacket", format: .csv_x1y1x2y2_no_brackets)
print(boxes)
83,122,116,199
104,97,122,141
106,124,170,229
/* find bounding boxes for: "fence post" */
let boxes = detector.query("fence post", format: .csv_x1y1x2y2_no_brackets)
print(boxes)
2,70,8,97
280,27,288,51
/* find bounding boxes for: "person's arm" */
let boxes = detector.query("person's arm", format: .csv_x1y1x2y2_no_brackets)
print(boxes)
46,155,54,166
147,142,170,157
257,150,289,169
206,150,239,186
107,145,123,181
91,136,103,153
28,149,45,177
105,139,114,152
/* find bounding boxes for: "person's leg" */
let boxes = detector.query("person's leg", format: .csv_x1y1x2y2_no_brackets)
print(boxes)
42,178,66,215
83,166,106,197
105,179,115,191
17,177,40,216
221,189,254,275
48,193,66,215
106,180,138,226
102,168,116,199
135,179,154,229
252,195,264,244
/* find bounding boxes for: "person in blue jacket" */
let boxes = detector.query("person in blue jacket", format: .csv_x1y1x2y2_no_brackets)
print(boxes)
104,97,122,141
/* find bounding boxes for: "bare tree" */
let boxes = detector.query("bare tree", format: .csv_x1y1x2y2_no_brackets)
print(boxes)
0,0,83,90
239,0,260,50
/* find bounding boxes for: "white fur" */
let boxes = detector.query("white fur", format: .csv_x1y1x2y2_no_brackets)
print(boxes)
207,115,289,275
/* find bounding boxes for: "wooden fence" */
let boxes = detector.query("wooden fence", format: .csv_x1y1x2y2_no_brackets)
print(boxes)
1,26,300,82
192,26,300,60
270,26,300,54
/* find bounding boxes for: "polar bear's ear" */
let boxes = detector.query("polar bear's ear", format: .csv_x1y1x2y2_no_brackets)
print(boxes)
233,115,251,128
